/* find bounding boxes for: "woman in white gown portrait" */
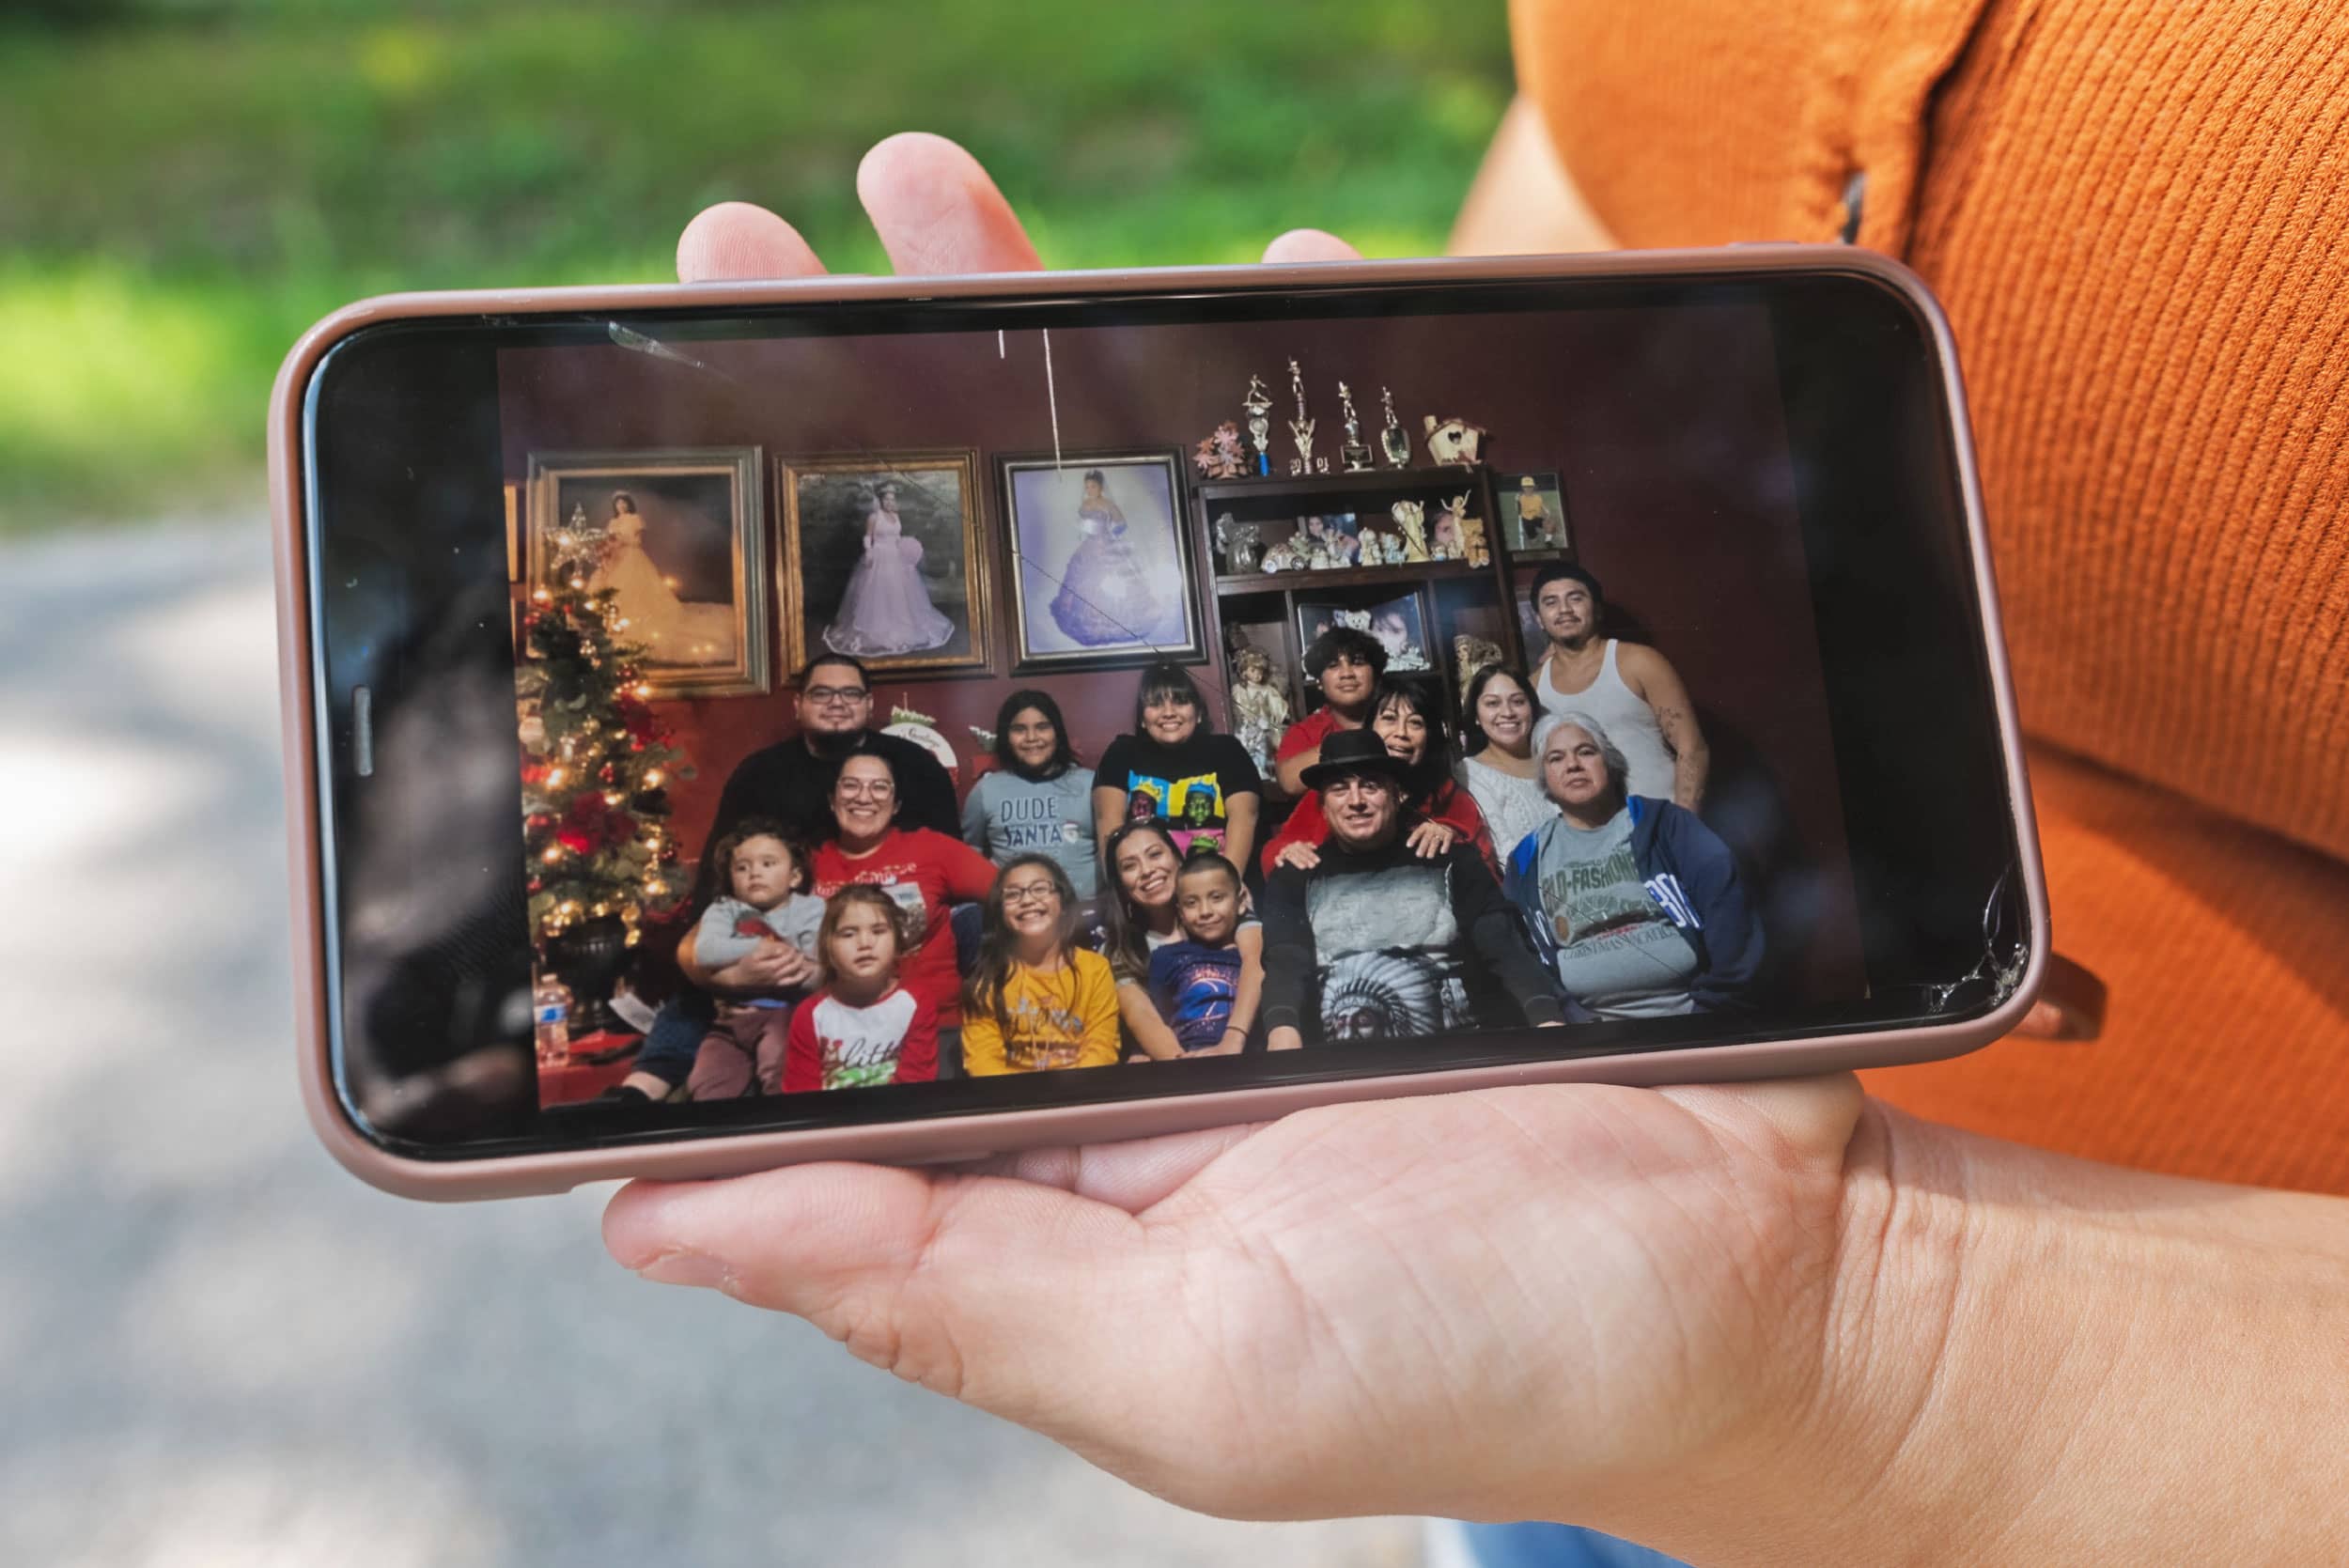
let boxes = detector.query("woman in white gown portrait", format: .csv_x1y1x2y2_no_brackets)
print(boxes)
825,481,955,657
585,491,738,667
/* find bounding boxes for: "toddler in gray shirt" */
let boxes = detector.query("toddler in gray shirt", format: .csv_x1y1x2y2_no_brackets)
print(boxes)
686,819,825,1097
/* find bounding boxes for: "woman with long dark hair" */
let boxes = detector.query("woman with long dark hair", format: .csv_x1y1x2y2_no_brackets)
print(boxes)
1099,818,1265,1061
1091,660,1263,873
1260,678,1497,875
961,688,1097,899
1455,663,1554,866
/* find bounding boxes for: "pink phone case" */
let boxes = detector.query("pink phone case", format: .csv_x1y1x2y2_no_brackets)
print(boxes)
271,246,2047,1201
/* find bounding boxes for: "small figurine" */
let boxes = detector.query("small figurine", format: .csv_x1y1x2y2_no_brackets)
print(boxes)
1423,414,1489,466
1338,381,1374,473
1287,358,1315,470
1230,648,1290,775
1390,499,1431,562
1214,511,1261,573
1305,540,1332,570
1193,421,1248,480
1459,511,1490,567
1454,634,1505,703
1333,608,1374,633
1259,536,1302,573
1379,386,1411,469
1242,375,1274,475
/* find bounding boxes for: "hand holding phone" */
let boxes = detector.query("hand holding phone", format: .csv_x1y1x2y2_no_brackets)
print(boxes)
279,135,2038,1190
600,147,1993,1552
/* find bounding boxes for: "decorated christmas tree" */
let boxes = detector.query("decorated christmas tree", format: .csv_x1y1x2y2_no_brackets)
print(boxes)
514,535,691,961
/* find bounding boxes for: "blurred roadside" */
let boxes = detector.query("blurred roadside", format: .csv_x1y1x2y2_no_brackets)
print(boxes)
0,0,1510,535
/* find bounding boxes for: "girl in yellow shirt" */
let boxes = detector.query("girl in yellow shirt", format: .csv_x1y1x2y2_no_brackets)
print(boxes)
960,855,1121,1075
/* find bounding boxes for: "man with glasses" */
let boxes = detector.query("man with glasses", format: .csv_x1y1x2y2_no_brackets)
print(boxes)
703,654,960,852
605,654,959,1102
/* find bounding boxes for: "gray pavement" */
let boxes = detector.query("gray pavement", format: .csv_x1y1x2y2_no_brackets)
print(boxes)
0,515,1422,1567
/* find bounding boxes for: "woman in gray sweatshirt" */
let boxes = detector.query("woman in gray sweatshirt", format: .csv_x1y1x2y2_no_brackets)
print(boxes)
960,689,1098,902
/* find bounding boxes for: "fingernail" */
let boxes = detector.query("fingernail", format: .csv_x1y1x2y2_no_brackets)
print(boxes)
637,1249,734,1292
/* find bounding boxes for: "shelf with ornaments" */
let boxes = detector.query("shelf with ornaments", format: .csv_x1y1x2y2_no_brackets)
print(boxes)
1191,458,1531,771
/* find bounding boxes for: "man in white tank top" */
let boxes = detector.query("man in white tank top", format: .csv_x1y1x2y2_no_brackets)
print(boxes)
1526,563,1708,809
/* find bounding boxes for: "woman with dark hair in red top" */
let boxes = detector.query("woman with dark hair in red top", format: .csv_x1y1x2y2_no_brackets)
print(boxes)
1262,678,1496,877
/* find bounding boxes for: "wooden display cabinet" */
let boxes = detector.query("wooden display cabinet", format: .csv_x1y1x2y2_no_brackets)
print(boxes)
1188,465,1555,765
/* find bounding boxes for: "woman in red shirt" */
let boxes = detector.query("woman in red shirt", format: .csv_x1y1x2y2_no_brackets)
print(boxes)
804,752,996,1055
1261,678,1497,876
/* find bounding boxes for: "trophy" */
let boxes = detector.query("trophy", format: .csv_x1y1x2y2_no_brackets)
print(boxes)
1379,386,1411,468
1287,358,1315,471
1337,381,1374,472
1241,375,1273,476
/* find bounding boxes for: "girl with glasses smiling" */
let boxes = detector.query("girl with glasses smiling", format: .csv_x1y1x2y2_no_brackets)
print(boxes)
959,855,1120,1075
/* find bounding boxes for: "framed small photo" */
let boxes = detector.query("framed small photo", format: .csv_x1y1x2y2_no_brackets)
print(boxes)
525,449,770,698
999,450,1204,671
1296,592,1435,682
780,452,991,677
1497,471,1570,558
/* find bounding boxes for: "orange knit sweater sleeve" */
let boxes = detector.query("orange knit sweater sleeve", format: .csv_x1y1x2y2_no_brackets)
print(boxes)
1514,0,2349,1192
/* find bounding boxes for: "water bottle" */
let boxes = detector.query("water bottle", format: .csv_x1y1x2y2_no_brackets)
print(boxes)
533,974,573,1067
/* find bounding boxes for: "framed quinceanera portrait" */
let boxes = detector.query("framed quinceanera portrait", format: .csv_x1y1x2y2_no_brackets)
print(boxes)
780,451,991,676
998,449,1203,671
525,448,770,698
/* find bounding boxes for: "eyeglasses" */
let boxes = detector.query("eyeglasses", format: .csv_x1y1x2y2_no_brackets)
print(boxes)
804,685,870,705
836,781,895,800
1000,881,1060,906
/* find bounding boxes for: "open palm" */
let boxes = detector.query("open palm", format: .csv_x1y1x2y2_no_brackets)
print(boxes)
606,1067,1870,1527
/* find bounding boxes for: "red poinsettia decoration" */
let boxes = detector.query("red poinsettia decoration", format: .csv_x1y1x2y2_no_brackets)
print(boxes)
554,792,637,856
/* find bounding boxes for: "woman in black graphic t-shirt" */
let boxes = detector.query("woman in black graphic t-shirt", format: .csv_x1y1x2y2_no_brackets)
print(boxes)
1090,661,1262,871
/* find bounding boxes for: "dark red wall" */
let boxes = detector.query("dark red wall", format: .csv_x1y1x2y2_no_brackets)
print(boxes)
500,300,1864,995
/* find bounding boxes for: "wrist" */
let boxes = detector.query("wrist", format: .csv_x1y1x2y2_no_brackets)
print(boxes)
1771,1103,2349,1566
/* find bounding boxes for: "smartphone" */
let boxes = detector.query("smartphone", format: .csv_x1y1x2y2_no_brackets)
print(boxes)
272,247,2046,1200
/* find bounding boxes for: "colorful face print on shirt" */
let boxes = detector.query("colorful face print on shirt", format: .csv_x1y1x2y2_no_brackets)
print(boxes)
1124,770,1226,853
806,990,921,1092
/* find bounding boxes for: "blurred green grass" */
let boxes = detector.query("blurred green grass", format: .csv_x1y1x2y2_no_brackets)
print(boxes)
0,1,1512,534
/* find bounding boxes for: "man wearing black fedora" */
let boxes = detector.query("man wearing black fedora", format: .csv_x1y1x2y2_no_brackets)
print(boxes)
1259,727,1566,1048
